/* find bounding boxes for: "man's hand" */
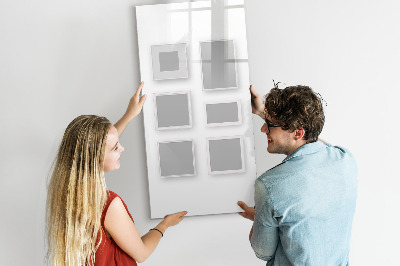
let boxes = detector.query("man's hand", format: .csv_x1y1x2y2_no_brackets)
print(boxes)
249,85,265,119
238,201,255,221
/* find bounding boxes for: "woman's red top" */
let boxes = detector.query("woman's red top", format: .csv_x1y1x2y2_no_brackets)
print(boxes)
94,190,138,266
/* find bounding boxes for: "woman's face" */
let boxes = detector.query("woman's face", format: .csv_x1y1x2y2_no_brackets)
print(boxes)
103,125,124,173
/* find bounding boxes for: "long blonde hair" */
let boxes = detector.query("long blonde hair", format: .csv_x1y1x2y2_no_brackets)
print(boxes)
46,115,111,266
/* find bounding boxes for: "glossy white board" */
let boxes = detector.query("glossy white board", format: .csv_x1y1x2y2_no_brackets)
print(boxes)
136,0,256,218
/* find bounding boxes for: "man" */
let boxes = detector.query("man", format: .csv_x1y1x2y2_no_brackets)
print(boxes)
238,84,357,265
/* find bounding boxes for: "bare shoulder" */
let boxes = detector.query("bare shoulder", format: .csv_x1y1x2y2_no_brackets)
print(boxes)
108,196,125,212
104,197,130,227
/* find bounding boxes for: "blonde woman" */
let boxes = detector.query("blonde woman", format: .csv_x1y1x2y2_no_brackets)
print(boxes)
46,82,187,266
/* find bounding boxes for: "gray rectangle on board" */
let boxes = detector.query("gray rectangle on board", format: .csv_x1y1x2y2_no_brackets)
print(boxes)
155,93,192,129
206,102,239,124
200,40,238,90
208,137,244,174
158,140,195,177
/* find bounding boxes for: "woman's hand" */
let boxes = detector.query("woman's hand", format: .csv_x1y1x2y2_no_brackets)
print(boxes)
162,211,188,227
249,85,266,119
124,81,147,121
114,82,147,137
152,211,187,238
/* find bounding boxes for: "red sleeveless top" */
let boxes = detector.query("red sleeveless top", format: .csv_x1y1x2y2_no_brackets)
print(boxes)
94,190,138,266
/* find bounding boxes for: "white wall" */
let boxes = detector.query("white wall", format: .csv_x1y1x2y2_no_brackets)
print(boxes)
0,0,399,265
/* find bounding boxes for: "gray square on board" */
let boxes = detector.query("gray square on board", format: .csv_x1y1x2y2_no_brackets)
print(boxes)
206,102,239,125
151,43,188,80
208,138,243,173
159,51,179,72
200,40,237,90
159,141,195,177
156,93,191,129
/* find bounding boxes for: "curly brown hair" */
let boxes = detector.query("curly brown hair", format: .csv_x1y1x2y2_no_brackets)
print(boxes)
264,85,325,143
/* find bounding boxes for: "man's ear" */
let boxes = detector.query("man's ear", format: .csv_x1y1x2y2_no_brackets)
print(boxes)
294,129,305,141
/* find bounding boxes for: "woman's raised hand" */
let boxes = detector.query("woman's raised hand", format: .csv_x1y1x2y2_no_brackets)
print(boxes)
124,81,147,121
114,82,147,137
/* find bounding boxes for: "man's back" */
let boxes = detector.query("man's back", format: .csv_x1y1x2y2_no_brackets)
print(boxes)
251,141,358,266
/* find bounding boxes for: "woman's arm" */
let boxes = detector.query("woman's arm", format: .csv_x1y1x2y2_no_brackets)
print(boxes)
114,82,147,137
104,197,187,263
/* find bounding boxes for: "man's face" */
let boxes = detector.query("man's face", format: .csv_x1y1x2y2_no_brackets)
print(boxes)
261,113,296,155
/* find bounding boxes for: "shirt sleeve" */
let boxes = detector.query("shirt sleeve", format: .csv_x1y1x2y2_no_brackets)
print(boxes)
250,178,279,261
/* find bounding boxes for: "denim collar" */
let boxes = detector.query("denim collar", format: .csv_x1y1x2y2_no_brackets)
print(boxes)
283,141,326,163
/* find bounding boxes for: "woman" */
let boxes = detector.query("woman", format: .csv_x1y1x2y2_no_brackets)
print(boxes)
46,82,187,266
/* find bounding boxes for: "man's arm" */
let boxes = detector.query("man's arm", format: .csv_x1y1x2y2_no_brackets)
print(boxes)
237,201,255,240
250,179,279,261
114,82,147,137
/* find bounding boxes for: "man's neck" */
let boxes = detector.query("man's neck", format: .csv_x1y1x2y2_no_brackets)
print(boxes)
286,140,307,155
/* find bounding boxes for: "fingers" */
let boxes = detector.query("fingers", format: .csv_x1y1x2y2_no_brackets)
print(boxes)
238,201,255,221
129,82,146,110
237,201,249,211
164,211,188,227
238,212,248,218
135,81,144,96
249,85,258,98
139,93,147,106
166,211,188,218
174,211,188,217
237,201,251,219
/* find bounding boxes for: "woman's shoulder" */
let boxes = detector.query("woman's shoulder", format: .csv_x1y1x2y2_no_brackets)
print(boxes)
105,190,134,222
102,190,121,223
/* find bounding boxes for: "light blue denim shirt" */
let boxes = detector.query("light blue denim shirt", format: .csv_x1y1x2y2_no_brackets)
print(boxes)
250,141,357,266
